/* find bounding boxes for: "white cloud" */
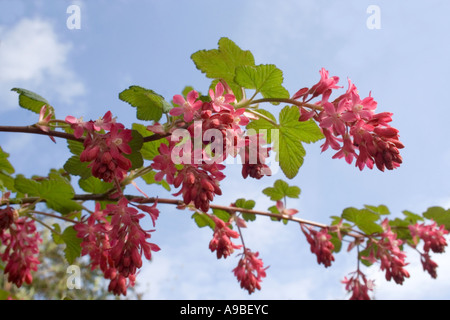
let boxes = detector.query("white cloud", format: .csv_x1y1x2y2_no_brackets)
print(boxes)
0,18,85,109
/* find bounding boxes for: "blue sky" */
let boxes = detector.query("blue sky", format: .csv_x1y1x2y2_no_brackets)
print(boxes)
0,0,449,300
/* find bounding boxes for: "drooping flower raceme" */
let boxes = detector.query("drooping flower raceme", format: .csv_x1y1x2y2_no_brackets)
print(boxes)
301,224,335,268
294,69,404,171
66,112,133,183
0,217,41,288
342,270,374,300
409,221,448,278
363,219,410,285
74,199,160,296
209,214,242,259
233,249,267,295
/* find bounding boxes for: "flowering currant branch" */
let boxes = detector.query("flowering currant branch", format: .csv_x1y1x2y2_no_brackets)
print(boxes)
0,37,448,301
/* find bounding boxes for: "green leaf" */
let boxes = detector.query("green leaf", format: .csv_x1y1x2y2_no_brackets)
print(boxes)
192,212,215,229
423,207,450,230
39,179,82,214
119,86,172,121
275,106,324,179
359,246,375,267
79,176,114,194
262,179,300,201
246,109,277,143
279,106,324,144
234,198,256,210
132,123,167,161
0,147,14,175
140,170,171,191
389,218,413,240
51,224,64,245
0,289,14,300
0,147,15,191
191,37,255,101
123,130,144,170
61,226,82,264
234,198,256,221
342,207,383,235
14,174,41,195
64,155,92,179
235,64,289,103
402,210,424,224
11,88,51,114
14,175,81,215
67,139,85,156
212,208,230,223
364,204,391,216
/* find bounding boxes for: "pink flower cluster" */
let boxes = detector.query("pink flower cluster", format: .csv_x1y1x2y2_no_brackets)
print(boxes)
409,221,448,278
66,111,133,183
301,224,335,268
294,68,404,171
0,206,16,231
363,219,410,284
0,217,41,288
233,249,267,295
342,270,374,300
208,214,242,259
241,135,272,180
151,83,271,212
74,199,160,295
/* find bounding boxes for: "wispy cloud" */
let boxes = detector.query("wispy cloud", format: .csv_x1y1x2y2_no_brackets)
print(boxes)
0,18,85,110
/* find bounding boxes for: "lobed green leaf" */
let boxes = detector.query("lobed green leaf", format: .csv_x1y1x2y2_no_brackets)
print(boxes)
262,179,301,201
341,207,383,235
191,37,255,102
61,226,82,265
11,88,51,114
119,86,172,121
235,64,289,103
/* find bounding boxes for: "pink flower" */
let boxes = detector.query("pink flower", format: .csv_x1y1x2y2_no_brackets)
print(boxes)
65,116,94,138
409,221,448,254
36,105,56,143
209,82,235,112
106,123,133,156
173,165,223,212
331,134,357,164
420,252,438,279
301,224,335,268
151,142,177,184
240,135,272,180
233,249,267,295
136,200,160,228
209,215,242,259
93,111,118,132
318,91,348,136
275,200,298,216
80,123,133,183
146,122,166,135
342,271,374,300
0,206,16,231
307,68,341,99
0,217,41,288
75,199,160,296
363,219,410,285
313,78,404,171
170,90,203,122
